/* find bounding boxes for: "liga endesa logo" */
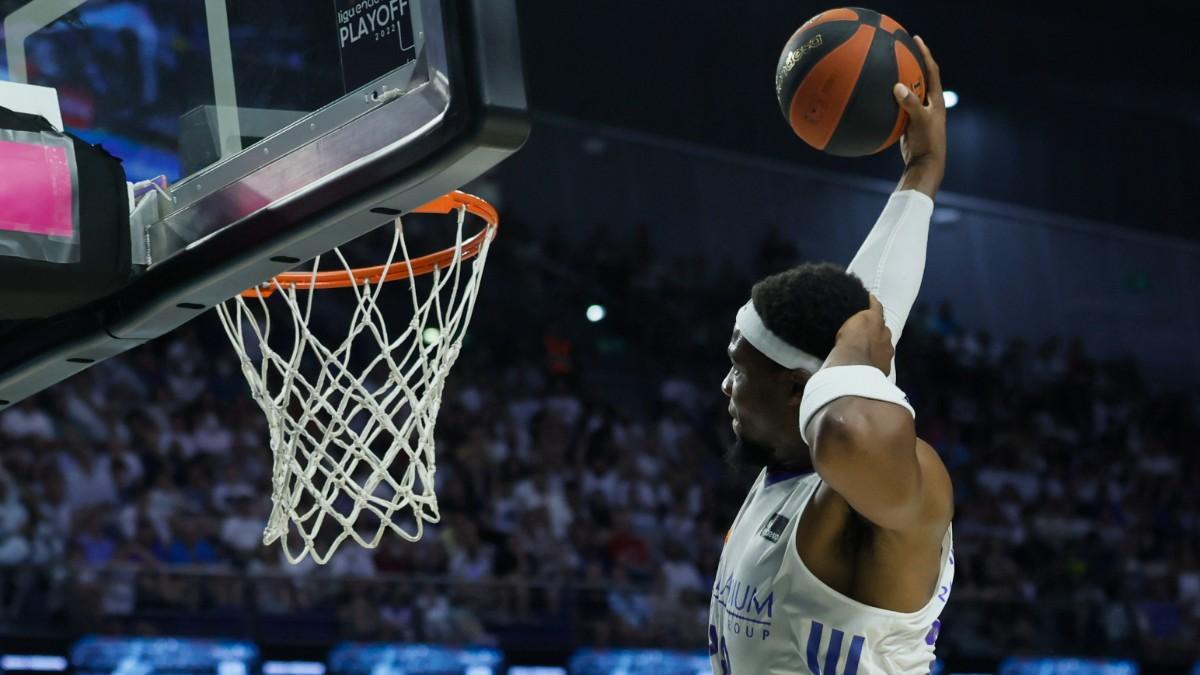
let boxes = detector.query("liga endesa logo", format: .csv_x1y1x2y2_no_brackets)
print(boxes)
337,0,411,48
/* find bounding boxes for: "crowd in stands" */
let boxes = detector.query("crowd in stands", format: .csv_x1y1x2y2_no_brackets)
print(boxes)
1,213,1198,664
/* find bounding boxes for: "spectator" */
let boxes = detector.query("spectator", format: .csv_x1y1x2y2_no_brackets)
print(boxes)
608,566,650,643
380,585,418,641
447,521,493,582
219,495,263,562
660,540,704,601
329,533,377,578
57,438,117,511
163,516,219,567
417,584,454,641
1,398,56,441
513,466,573,538
72,509,119,566
607,510,652,579
0,478,30,565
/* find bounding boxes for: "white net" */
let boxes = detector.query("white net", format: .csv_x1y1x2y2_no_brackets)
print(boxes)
216,202,494,564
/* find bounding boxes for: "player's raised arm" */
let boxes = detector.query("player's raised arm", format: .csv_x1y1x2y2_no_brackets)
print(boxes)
799,296,941,532
845,36,946,382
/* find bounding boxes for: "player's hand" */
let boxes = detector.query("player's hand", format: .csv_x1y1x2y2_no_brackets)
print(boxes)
829,295,894,376
893,36,946,171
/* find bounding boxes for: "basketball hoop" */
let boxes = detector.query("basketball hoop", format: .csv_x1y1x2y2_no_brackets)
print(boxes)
216,191,497,564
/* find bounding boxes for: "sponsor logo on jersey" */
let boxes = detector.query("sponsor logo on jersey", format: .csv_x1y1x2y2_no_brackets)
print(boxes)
758,512,789,543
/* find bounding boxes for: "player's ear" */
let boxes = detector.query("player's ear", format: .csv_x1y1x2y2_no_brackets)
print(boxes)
786,369,811,406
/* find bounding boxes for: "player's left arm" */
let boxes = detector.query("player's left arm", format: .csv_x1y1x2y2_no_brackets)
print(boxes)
803,296,952,532
845,36,946,383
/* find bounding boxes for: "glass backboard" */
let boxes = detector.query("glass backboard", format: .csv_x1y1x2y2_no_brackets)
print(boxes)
4,0,425,184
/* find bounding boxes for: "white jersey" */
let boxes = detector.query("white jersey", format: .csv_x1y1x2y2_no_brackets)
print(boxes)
708,469,954,675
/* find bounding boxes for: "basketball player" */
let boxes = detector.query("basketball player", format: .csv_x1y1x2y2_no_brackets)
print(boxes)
709,37,952,674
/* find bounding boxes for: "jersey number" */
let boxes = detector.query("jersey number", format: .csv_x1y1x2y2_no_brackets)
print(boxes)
805,621,865,675
708,624,731,674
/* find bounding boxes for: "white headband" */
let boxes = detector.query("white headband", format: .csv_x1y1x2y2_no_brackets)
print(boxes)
735,301,825,372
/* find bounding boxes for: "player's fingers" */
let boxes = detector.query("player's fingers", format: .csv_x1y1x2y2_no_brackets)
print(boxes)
913,36,943,99
893,83,925,115
868,294,884,317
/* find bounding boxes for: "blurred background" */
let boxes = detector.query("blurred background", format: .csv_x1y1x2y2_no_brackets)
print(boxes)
1,1,1198,674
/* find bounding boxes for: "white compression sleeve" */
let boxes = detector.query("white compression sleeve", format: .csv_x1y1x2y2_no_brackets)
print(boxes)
846,189,933,383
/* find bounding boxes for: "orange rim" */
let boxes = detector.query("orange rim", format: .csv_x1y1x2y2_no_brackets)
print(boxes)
242,191,498,298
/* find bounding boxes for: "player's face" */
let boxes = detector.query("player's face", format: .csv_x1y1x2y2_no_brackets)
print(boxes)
722,331,795,467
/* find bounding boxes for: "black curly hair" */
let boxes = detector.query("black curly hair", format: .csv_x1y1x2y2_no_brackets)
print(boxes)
749,262,869,369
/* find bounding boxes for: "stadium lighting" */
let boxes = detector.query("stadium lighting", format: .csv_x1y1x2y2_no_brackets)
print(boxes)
586,305,607,323
422,327,441,345
943,90,959,108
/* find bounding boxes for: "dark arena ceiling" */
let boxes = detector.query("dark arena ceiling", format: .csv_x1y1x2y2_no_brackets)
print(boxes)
518,1,1200,241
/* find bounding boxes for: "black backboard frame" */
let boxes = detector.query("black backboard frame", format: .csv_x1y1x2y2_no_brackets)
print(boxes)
0,0,528,409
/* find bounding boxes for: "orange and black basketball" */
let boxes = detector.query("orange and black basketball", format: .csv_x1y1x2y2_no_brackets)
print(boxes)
775,7,927,157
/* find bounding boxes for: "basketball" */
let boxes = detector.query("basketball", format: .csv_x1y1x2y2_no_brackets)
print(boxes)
775,7,928,157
